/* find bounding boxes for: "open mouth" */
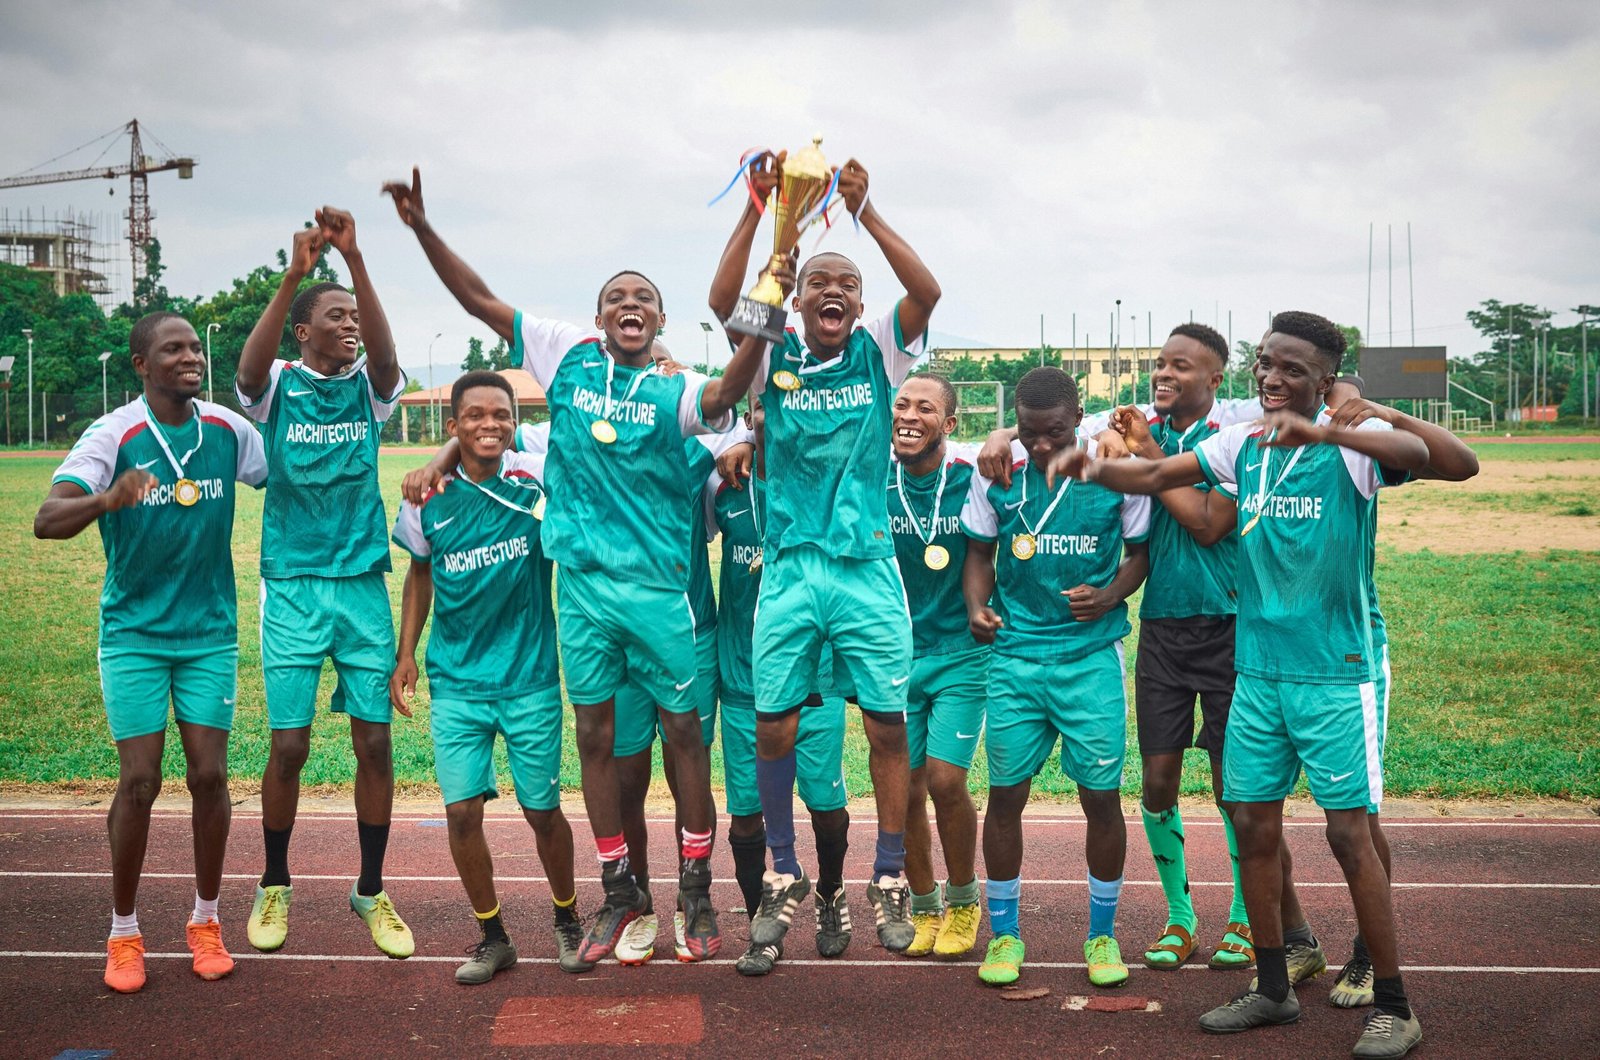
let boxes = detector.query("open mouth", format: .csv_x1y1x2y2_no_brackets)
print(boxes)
894,425,926,447
1258,386,1289,409
617,312,646,340
340,335,360,351
818,298,847,328
178,369,203,384
1153,382,1177,400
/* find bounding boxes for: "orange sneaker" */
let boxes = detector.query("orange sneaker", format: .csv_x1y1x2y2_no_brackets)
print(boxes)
187,920,235,981
105,934,147,993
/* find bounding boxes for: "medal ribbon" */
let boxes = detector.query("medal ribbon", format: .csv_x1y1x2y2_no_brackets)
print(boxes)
453,461,539,516
600,352,659,422
141,396,202,480
1017,462,1072,539
895,454,948,547
1249,430,1307,523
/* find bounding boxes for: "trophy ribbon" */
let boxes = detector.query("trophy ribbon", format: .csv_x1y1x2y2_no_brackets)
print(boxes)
724,137,836,343
707,148,775,214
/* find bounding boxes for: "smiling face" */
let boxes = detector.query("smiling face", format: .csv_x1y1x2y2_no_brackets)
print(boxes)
793,253,863,354
134,317,206,402
595,273,663,358
1253,331,1335,419
892,376,956,466
1151,334,1225,420
1016,401,1081,468
295,288,360,365
448,384,516,465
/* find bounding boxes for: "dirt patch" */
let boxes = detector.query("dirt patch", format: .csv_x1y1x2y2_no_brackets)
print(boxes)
1379,460,1600,552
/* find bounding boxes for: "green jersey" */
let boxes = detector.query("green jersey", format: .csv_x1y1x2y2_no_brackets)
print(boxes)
685,437,719,633
712,472,768,706
890,441,980,656
961,448,1151,663
52,398,267,648
758,305,926,559
237,357,404,579
392,450,557,699
511,311,732,591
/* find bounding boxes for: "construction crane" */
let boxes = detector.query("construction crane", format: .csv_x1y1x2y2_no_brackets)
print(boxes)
0,119,196,293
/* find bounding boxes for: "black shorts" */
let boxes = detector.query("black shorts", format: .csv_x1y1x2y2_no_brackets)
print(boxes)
1134,616,1237,757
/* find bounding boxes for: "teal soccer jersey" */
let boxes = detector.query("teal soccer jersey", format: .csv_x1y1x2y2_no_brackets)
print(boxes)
237,357,404,579
511,312,733,591
712,472,767,707
757,306,926,560
961,446,1151,663
890,441,980,655
52,398,267,648
685,437,719,633
392,450,558,699
1194,414,1394,684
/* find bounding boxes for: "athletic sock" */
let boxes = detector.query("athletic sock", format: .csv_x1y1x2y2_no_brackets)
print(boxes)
728,829,769,917
475,904,509,944
1087,874,1122,940
985,876,1021,940
910,884,943,916
814,816,850,898
680,827,713,862
261,823,293,888
1141,802,1196,933
872,830,906,879
1352,934,1370,962
110,909,139,939
1255,945,1290,1002
945,878,980,907
1373,974,1412,1020
1284,921,1315,948
1219,806,1249,925
191,892,220,926
552,893,578,925
355,821,389,897
756,751,800,876
595,832,628,865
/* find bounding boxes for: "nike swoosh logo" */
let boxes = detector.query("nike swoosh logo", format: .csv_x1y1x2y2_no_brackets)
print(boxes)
285,388,313,397
1330,771,1355,782
582,361,603,368
891,675,909,687
431,516,456,530
956,731,977,740
223,698,236,706
135,458,159,470
549,778,559,785
698,712,714,722
1004,499,1026,510
832,779,841,788
1097,757,1118,766
1245,461,1264,472
675,678,695,691
728,508,749,518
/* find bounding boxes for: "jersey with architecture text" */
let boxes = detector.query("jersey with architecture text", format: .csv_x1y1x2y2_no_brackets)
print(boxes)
891,441,980,655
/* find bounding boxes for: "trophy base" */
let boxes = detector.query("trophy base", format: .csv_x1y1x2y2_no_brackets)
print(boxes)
725,296,788,344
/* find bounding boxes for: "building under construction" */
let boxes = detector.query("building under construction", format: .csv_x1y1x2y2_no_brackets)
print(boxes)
0,208,116,309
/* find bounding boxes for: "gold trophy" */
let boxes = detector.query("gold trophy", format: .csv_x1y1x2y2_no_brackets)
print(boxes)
725,137,835,343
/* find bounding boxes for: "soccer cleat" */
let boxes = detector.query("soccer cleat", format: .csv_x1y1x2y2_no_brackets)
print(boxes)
815,888,852,958
1352,1009,1423,1058
735,938,784,977
751,870,812,947
554,915,591,974
1085,935,1130,988
455,937,517,985
186,921,235,980
247,883,292,952
350,885,415,959
672,911,692,962
576,859,647,965
104,934,146,993
978,934,1025,986
1198,988,1302,1033
933,902,981,958
615,912,658,966
1330,952,1377,1008
1250,937,1328,992
866,874,915,952
677,856,721,961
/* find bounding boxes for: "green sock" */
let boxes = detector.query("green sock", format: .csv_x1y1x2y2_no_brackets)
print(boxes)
1220,805,1249,926
1141,803,1196,934
944,878,980,907
910,884,943,916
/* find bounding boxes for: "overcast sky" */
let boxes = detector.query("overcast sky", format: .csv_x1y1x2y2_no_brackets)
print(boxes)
3,0,1596,383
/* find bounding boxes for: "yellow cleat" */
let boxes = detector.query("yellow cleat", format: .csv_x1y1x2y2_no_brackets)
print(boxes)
247,884,292,953
905,911,943,957
934,903,981,958
350,886,414,959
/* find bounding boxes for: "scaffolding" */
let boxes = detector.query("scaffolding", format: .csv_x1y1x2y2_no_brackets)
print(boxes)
0,208,116,309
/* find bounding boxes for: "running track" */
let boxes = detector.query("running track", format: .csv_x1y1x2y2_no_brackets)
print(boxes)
1,807,1596,1058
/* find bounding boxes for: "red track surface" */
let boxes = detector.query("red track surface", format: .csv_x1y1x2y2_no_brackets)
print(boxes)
2,809,1596,1058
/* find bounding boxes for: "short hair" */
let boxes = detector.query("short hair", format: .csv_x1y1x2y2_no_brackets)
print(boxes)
451,370,515,416
904,372,958,416
1270,310,1346,372
129,311,187,360
596,270,663,313
290,282,348,331
1015,366,1079,413
797,251,859,288
1168,322,1229,365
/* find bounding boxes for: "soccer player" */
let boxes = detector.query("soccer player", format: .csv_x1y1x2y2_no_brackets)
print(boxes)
960,367,1150,989
383,166,773,966
390,372,583,984
235,213,413,959
707,155,939,954
1047,312,1429,1059
35,311,267,992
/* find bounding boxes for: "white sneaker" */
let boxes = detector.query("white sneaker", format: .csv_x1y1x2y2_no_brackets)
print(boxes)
673,910,691,961
615,912,658,965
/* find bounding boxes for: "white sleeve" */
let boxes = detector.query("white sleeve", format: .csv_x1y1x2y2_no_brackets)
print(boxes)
502,448,547,485
51,410,122,494
863,301,928,386
513,311,593,388
514,421,551,459
366,363,407,424
676,370,737,437
1194,422,1250,489
216,406,267,487
701,472,721,543
1341,418,1392,500
959,468,999,540
235,359,284,423
945,441,982,465
1080,402,1154,439
696,420,754,458
392,501,430,560
1214,397,1263,427
1120,492,1152,542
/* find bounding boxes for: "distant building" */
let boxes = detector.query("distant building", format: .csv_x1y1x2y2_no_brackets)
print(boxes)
0,210,112,307
930,345,1162,403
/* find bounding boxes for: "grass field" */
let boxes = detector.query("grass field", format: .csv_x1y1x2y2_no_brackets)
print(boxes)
1,446,1596,802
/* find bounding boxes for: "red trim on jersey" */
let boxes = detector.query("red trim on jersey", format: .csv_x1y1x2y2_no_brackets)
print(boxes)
505,469,535,480
201,414,231,430
950,458,973,468
1011,458,1028,472
118,422,150,447
1248,426,1268,438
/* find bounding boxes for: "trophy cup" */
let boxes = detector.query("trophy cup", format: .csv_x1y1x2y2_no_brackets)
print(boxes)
724,137,834,343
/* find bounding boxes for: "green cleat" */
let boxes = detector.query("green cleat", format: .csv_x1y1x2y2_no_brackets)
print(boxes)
247,884,292,953
1085,935,1130,988
978,934,1025,986
350,885,414,959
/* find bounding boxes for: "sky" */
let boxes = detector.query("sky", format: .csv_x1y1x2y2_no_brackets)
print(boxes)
2,0,1597,385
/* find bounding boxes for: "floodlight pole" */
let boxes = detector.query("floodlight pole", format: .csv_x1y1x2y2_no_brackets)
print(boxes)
99,351,114,414
427,331,442,441
22,328,33,447
205,323,220,403
700,321,714,375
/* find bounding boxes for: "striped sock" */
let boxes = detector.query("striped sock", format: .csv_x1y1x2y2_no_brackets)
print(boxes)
595,833,628,865
680,827,712,861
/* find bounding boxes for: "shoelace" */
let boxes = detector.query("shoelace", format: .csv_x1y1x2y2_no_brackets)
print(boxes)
1339,954,1374,986
374,896,406,933
947,905,980,932
463,937,503,960
190,924,226,956
1365,1012,1396,1035
1226,990,1268,1010
877,884,909,920
109,938,142,967
757,882,795,919
258,891,286,922
818,894,845,932
556,917,586,951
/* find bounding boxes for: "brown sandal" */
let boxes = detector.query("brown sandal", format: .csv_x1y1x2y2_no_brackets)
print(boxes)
1142,923,1198,969
1208,921,1255,969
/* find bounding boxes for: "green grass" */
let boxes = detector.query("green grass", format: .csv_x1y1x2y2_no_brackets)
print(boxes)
1,453,1596,801
1466,442,1600,462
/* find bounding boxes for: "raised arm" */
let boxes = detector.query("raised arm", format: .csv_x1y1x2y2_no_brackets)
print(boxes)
401,438,462,506
34,472,154,540
1108,415,1234,546
382,167,516,344
237,227,323,399
700,256,794,421
708,153,782,322
837,159,941,345
1260,411,1429,472
1327,398,1479,481
1047,448,1208,496
317,207,400,396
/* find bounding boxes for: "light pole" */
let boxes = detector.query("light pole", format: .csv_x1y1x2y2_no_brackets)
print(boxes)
699,322,714,375
427,331,443,441
205,322,220,403
99,351,113,414
22,328,33,447
0,355,13,446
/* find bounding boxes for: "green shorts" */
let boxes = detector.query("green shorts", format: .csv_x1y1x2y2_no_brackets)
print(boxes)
260,572,395,730
98,643,237,742
1223,649,1390,812
985,645,1127,790
720,696,849,818
430,687,566,812
613,625,720,757
556,565,699,713
907,644,990,771
754,544,912,716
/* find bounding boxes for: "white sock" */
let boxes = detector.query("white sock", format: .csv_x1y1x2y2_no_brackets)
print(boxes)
110,909,140,939
191,892,220,925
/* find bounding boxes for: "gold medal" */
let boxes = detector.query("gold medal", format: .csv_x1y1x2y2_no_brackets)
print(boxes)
1011,533,1037,561
748,548,764,574
924,544,949,571
533,495,547,521
174,478,200,507
1239,512,1261,536
590,419,618,444
773,369,801,391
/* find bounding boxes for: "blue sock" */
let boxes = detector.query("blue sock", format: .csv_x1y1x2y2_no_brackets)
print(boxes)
756,750,800,876
986,876,1021,940
1088,874,1123,940
872,829,905,878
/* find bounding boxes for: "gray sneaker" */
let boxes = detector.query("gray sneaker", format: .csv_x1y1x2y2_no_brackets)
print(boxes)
555,915,592,974
866,874,915,953
1330,952,1376,1008
815,888,852,958
735,938,784,977
1249,937,1328,992
1199,989,1302,1033
1352,1009,1423,1058
455,936,517,985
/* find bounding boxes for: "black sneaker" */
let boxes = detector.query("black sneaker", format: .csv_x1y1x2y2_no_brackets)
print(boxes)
455,936,517,985
1198,989,1302,1033
1352,1009,1423,1058
555,914,591,973
576,859,646,965
814,888,852,958
750,870,811,947
735,938,784,977
677,856,721,961
865,874,915,952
